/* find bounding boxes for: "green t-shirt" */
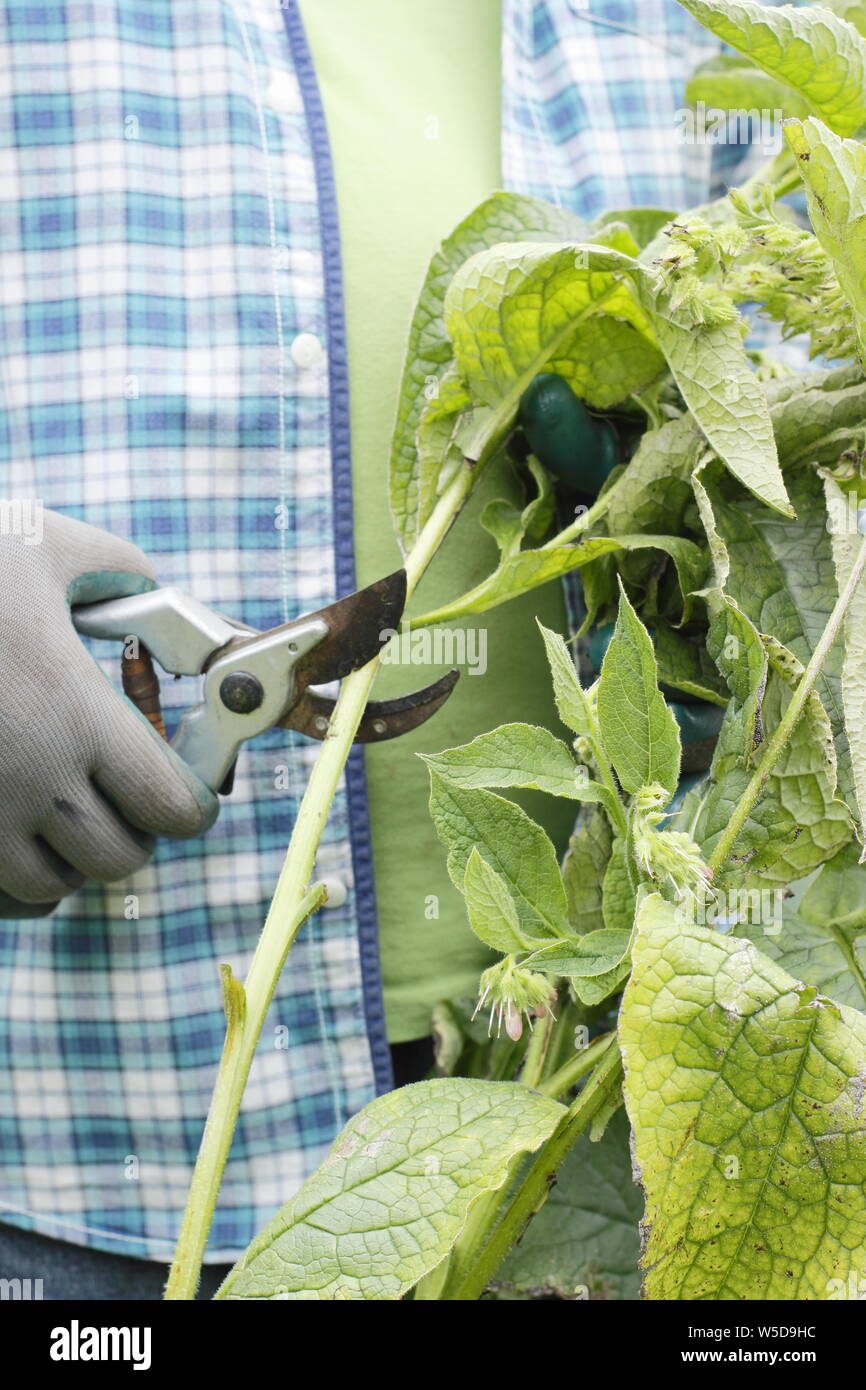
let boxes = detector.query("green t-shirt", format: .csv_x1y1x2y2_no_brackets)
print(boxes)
299,0,575,1040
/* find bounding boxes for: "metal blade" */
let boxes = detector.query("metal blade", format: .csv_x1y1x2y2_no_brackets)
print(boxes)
286,569,408,694
280,668,460,742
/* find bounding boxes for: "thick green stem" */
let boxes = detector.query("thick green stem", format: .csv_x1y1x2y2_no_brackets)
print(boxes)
709,530,866,876
165,464,476,1300
414,1025,611,1302
520,1008,555,1090
538,1031,613,1099
164,887,324,1300
440,1037,622,1301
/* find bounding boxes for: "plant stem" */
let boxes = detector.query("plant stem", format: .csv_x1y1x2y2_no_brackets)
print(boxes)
538,1031,613,1098
520,1008,555,1090
708,530,866,877
440,1036,622,1301
164,463,476,1300
164,886,324,1300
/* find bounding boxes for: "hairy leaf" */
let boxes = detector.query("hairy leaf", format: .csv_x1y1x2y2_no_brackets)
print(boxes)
463,848,544,954
428,773,570,938
414,532,705,626
691,473,852,886
597,583,681,797
563,809,613,936
824,474,866,852
422,723,579,798
653,622,728,705
538,620,597,741
621,892,866,1300
217,1079,563,1300
602,839,637,932
645,299,792,517
710,470,854,813
530,929,630,980
740,844,866,1010
700,636,852,887
444,240,662,462
390,192,589,549
785,117,866,368
686,53,810,120
680,0,866,137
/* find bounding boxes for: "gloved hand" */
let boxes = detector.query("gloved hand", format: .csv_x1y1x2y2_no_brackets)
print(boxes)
0,508,219,916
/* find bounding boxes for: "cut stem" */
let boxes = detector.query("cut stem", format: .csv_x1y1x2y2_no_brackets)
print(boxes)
164,463,476,1300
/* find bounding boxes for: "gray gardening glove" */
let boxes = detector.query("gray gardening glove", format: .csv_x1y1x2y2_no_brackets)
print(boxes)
0,508,219,916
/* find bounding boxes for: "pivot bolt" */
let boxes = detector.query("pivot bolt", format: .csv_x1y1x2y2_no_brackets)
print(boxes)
220,671,265,714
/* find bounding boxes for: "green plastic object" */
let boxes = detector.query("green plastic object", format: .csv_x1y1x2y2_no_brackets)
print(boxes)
518,373,618,494
669,701,725,745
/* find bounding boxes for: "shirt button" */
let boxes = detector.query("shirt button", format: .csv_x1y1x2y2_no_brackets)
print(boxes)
290,332,324,369
265,72,297,114
320,877,348,909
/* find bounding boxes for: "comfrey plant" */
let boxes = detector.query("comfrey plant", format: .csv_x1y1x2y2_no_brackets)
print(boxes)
166,0,866,1301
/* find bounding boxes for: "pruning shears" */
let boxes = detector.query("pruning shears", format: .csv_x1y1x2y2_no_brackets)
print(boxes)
72,571,458,793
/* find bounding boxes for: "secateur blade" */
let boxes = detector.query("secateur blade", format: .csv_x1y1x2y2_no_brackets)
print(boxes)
281,667,460,742
288,568,408,694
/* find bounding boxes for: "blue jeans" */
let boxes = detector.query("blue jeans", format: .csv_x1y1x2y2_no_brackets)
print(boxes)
0,1223,230,1300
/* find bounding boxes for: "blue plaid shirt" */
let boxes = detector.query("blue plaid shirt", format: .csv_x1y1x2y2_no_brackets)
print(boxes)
0,0,783,1260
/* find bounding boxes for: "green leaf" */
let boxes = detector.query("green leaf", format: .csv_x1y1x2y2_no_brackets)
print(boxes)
563,809,613,936
784,117,866,368
495,1108,642,1301
414,532,705,626
481,457,555,560
602,839,637,932
463,848,543,954
217,1078,564,1300
597,582,681,797
708,470,855,817
679,0,866,137
537,620,596,740
645,298,793,517
421,723,580,799
530,929,630,980
686,53,810,120
571,957,632,1008
652,622,728,705
739,844,866,1010
389,192,590,549
701,635,852,888
801,837,866,928
605,364,866,544
768,361,866,470
823,0,866,38
411,366,472,539
824,474,866,853
428,773,570,938
691,471,853,887
621,892,866,1300
591,207,677,249
444,240,662,461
